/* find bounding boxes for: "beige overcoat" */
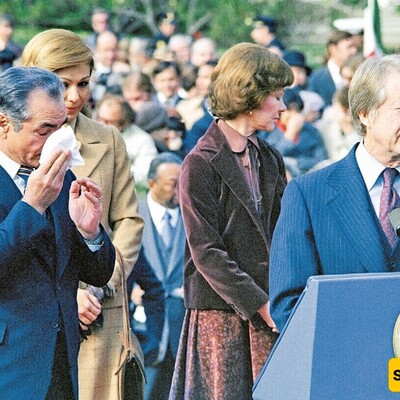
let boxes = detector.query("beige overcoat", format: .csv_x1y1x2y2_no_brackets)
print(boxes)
71,113,144,400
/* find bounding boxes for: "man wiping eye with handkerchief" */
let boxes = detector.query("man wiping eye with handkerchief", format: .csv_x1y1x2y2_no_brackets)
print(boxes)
21,28,144,399
39,124,85,169
0,66,115,400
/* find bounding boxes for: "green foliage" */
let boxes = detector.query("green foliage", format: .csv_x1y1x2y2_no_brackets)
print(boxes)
206,0,252,49
1,0,118,45
3,0,366,54
296,43,327,70
170,0,330,51
12,26,41,47
339,0,366,6
1,0,114,31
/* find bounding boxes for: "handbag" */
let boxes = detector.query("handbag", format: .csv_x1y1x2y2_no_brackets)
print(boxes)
114,248,146,400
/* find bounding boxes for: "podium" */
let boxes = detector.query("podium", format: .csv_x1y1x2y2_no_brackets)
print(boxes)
253,272,400,400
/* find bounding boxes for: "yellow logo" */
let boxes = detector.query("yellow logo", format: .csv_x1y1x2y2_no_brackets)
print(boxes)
390,315,400,391
389,358,400,392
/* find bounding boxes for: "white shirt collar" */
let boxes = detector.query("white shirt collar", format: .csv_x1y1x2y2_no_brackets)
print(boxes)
355,140,400,217
157,92,178,105
327,59,344,90
355,140,393,191
0,150,27,194
93,63,112,77
146,191,179,232
0,150,20,180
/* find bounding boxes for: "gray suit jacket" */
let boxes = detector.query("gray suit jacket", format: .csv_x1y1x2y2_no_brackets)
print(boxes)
139,198,186,358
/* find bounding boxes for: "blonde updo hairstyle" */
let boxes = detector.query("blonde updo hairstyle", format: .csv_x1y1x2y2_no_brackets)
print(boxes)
208,42,294,120
21,28,94,73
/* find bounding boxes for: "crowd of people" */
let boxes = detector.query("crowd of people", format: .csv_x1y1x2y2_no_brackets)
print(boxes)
68,9,364,182
0,9,367,183
1,6,398,400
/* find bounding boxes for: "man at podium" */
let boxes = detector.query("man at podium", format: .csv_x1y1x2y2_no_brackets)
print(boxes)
269,55,400,332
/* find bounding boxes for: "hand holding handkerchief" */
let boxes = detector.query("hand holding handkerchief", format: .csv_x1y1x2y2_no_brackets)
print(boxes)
39,125,84,168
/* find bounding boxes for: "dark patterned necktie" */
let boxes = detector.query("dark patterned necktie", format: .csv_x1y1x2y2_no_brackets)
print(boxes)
17,166,34,185
247,140,262,215
379,168,400,249
18,166,52,222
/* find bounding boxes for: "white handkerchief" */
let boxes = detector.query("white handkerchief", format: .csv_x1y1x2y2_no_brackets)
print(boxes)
39,125,85,168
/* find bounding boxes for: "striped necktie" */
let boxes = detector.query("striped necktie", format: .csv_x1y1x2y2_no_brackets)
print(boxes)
17,166,34,185
18,165,53,222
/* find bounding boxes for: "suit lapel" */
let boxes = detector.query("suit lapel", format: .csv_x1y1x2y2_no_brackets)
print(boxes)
0,167,24,214
72,114,109,177
165,214,185,279
390,242,400,271
140,200,167,281
73,142,109,178
0,167,59,276
258,140,280,234
210,142,268,244
51,175,74,278
326,150,387,273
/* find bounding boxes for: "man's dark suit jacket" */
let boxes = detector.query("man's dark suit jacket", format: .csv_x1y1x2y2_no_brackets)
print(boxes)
0,167,115,399
269,144,400,331
127,248,165,366
178,120,287,321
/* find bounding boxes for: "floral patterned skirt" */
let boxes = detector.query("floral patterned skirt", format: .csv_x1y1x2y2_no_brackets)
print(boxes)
169,309,278,400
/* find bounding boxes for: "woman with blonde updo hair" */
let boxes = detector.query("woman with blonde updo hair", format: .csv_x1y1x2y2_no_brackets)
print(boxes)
22,29,144,400
22,29,94,72
169,42,293,399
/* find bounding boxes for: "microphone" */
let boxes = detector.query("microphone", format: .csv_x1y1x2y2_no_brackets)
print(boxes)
389,208,400,238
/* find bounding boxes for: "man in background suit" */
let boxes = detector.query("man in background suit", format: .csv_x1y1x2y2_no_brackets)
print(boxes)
269,55,400,332
0,67,115,399
150,61,182,111
250,15,285,55
139,152,186,400
84,8,110,51
308,30,357,108
0,13,23,72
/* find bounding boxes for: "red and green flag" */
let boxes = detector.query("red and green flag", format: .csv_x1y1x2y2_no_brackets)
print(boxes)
363,0,384,58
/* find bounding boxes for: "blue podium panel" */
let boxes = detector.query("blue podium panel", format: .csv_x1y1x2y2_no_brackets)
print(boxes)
253,272,400,400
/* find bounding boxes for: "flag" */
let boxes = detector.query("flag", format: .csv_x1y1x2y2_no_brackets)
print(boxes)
363,0,384,58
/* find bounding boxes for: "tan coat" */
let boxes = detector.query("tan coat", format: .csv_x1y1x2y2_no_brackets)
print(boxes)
72,113,144,400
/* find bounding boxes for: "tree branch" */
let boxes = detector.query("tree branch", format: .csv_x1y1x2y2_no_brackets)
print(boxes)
187,12,213,35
